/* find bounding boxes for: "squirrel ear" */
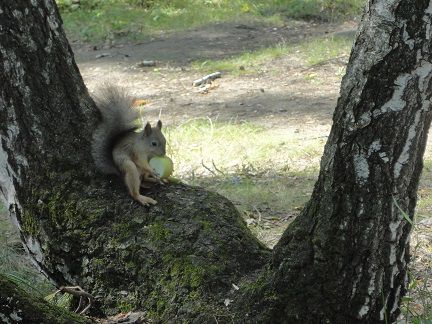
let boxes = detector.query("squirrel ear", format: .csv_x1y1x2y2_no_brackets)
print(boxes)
144,122,152,136
157,120,162,130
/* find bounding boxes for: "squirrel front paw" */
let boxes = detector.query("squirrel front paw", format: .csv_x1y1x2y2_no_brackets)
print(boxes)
136,195,157,206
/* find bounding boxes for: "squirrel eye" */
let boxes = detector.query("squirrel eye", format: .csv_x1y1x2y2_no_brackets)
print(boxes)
151,141,157,147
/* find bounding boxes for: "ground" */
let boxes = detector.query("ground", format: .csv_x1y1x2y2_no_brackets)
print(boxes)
74,18,357,245
75,19,356,127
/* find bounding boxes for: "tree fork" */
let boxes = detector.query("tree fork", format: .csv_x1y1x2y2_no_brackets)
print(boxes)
0,1,270,320
1,0,432,323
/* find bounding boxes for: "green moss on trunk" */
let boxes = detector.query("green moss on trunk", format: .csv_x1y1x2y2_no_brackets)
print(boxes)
0,274,92,324
22,177,270,320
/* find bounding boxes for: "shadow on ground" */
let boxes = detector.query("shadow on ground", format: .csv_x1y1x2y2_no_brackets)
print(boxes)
73,20,357,66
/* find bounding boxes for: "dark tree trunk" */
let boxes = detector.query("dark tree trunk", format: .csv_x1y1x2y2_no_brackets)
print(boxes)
1,0,431,323
237,1,432,323
0,0,269,321
0,274,92,323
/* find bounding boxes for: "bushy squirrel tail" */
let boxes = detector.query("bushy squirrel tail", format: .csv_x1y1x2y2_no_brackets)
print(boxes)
91,85,140,174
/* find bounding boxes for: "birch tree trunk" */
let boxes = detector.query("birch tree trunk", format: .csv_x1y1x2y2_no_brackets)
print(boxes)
0,0,269,320
1,0,431,323
239,1,432,323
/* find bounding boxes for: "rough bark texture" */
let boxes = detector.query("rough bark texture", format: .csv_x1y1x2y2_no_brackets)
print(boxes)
1,0,432,323
235,1,432,323
0,0,269,321
0,274,92,323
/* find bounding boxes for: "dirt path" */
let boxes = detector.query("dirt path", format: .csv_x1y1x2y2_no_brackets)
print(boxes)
72,18,357,249
74,19,357,128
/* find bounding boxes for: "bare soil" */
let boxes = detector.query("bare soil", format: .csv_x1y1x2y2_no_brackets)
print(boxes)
73,19,357,128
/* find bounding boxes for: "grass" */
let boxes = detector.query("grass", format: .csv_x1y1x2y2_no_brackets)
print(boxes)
416,160,432,221
301,35,353,65
191,35,354,74
191,43,291,75
0,203,55,297
393,158,432,322
260,0,365,21
59,0,274,43
57,0,366,43
164,118,324,246
400,215,432,323
165,118,324,178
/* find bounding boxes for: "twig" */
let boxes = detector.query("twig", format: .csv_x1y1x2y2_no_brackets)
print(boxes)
136,60,156,67
201,160,217,176
212,160,225,175
193,72,222,87
59,286,94,314
253,206,263,224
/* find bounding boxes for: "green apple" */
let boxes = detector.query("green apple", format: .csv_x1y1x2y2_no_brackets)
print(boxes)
149,156,174,179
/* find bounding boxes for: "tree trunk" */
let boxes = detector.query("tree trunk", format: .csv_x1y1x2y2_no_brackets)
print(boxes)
1,0,431,323
0,274,92,323
239,1,432,323
0,0,269,321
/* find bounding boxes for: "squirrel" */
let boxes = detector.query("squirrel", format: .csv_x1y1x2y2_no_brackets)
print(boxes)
91,85,166,206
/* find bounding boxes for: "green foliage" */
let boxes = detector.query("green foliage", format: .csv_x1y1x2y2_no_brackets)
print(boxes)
165,119,323,247
45,291,74,309
393,197,414,225
57,0,158,11
57,0,366,43
259,0,365,21
191,35,353,74
402,262,432,322
57,0,103,11
0,205,55,297
300,35,353,65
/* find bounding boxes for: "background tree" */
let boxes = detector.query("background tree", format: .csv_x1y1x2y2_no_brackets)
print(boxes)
1,0,431,323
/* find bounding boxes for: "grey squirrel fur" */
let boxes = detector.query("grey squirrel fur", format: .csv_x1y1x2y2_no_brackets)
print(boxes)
91,85,165,175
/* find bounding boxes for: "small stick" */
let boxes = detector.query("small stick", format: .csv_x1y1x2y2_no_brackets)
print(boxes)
253,206,263,224
193,72,222,87
59,286,94,314
201,160,217,176
211,160,225,175
75,296,85,314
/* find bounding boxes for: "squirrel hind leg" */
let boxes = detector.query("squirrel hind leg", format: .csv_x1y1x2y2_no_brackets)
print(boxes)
121,160,157,206
136,195,157,206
